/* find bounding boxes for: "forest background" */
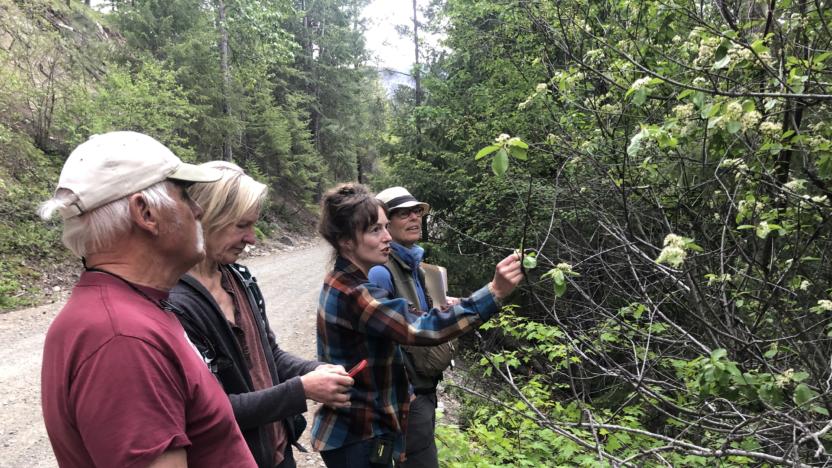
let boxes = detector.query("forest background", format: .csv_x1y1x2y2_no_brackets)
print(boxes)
3,0,832,465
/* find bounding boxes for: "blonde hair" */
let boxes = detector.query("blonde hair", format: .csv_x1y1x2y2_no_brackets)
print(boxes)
187,161,267,236
39,181,175,258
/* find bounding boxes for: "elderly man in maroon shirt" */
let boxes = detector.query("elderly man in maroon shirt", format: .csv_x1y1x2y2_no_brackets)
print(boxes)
38,131,257,468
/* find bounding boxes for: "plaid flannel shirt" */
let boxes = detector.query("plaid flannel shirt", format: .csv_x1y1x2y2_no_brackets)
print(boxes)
311,256,501,460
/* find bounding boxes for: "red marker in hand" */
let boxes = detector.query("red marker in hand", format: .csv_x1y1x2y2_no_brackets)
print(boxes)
348,359,368,377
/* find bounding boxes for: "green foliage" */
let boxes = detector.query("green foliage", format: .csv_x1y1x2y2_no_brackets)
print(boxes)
0,123,65,309
59,60,197,157
474,134,528,176
381,0,832,464
0,0,386,311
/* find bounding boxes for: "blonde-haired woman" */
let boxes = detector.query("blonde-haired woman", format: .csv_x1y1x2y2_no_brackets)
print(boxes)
169,161,353,468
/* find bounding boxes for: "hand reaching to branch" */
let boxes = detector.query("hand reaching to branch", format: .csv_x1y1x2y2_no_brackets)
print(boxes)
301,365,353,408
489,252,524,301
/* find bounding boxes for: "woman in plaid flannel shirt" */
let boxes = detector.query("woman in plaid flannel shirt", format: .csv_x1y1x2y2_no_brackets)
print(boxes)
311,183,523,467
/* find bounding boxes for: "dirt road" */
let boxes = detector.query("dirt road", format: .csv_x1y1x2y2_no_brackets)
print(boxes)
0,242,331,468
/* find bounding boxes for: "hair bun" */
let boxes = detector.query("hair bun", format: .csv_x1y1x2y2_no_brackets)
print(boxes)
337,183,369,197
337,185,356,196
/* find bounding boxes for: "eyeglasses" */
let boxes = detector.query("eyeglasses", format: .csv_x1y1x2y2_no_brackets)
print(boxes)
392,206,426,219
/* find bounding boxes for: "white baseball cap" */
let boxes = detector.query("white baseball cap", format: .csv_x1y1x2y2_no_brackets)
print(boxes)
55,131,221,218
375,186,430,214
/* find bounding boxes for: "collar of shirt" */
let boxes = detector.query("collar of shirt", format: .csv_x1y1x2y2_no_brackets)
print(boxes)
390,242,424,270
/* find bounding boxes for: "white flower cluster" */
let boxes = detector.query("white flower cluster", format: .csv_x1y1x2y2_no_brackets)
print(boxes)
782,12,808,33
759,121,782,138
724,41,774,68
673,103,695,120
775,369,795,388
741,111,762,131
719,158,748,171
584,48,604,65
656,234,688,268
495,133,510,143
694,36,721,67
552,70,585,91
518,83,551,110
816,299,832,312
723,101,743,120
692,77,708,87
736,199,764,221
800,280,811,291
713,101,760,132
615,39,633,54
600,103,621,114
805,135,831,151
630,76,652,92
727,43,754,63
572,18,592,34
784,179,807,193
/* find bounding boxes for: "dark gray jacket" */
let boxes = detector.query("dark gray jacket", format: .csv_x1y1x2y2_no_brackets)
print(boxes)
169,263,322,468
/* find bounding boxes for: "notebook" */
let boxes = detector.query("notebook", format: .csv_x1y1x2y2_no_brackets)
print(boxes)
421,263,448,307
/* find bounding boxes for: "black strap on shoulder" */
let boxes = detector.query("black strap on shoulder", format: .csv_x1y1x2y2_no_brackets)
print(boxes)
230,263,266,317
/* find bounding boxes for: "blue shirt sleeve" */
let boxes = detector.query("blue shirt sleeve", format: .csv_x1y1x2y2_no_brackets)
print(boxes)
367,265,395,296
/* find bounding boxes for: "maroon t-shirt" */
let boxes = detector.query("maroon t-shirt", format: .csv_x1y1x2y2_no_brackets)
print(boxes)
41,271,256,468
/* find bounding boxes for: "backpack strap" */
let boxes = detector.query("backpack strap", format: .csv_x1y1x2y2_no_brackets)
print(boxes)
230,263,267,320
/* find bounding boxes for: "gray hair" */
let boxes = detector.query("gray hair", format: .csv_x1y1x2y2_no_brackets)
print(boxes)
39,181,176,258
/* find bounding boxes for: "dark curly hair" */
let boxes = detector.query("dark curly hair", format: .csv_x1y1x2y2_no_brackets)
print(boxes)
318,183,386,255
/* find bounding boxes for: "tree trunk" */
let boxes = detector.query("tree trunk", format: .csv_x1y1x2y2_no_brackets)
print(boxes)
216,0,233,161
413,0,422,160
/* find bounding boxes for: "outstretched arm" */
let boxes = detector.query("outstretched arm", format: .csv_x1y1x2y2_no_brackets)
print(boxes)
356,253,523,345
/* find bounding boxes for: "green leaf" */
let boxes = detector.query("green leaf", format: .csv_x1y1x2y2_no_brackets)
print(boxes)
814,51,832,64
475,144,500,160
712,54,731,70
492,148,508,176
627,129,645,157
710,348,727,360
792,371,809,382
692,92,705,108
677,89,693,100
632,88,647,105
508,139,529,149
522,253,537,269
551,269,566,297
750,39,769,54
509,146,528,161
812,405,829,416
794,383,817,406
727,120,742,134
